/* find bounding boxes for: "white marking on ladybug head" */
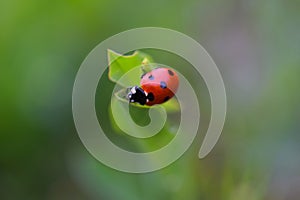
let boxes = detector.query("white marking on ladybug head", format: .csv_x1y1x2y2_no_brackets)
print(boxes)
130,99,134,102
131,87,136,94
146,99,149,103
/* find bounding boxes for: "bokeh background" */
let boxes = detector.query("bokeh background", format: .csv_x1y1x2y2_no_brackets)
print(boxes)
1,0,300,199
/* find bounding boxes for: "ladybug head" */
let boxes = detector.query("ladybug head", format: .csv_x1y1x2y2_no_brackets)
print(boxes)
127,86,147,105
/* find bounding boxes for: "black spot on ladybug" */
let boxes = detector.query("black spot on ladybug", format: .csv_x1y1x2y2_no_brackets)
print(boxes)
148,75,154,80
147,92,154,101
160,81,167,89
163,96,169,102
168,70,174,76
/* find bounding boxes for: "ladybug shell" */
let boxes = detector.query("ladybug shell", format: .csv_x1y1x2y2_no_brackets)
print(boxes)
140,68,179,106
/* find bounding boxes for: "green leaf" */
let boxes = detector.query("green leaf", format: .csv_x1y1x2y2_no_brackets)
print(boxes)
159,97,180,113
108,49,180,112
107,49,154,87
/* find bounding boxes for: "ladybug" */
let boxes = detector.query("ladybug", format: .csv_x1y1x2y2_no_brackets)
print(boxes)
127,68,179,106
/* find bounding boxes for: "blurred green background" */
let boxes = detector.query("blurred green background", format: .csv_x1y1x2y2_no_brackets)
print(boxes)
1,0,300,199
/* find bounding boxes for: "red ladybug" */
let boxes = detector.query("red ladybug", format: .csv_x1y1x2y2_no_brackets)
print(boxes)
127,68,179,106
